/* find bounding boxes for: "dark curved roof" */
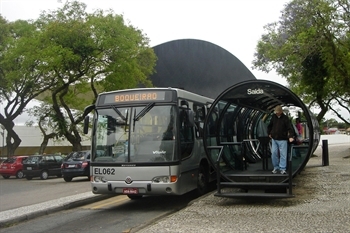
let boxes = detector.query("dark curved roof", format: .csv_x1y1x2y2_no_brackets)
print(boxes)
150,39,256,99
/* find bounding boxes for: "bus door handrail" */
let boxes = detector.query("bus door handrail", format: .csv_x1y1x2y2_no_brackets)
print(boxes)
243,139,261,160
219,142,245,170
207,146,224,194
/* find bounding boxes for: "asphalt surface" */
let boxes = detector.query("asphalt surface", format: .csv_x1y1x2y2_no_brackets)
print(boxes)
0,135,349,232
0,191,110,228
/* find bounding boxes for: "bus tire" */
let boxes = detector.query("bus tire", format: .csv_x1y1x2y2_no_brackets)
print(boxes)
197,164,209,196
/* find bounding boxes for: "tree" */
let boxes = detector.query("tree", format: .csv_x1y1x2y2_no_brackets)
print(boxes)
252,0,350,124
26,103,64,154
0,16,59,156
0,1,157,155
32,1,157,151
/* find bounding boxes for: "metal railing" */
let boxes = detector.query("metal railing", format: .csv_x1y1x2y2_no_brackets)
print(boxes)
207,146,224,194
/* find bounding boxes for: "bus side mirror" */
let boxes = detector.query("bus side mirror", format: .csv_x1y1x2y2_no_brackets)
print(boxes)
83,116,89,134
83,104,95,116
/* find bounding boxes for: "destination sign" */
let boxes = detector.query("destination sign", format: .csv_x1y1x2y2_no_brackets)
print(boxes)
100,90,171,105
115,92,163,102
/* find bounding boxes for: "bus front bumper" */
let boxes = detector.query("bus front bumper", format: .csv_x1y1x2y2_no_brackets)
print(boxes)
91,180,180,195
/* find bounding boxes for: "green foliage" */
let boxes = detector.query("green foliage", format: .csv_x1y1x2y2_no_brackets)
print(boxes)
320,118,349,130
0,18,58,117
0,0,157,154
253,0,350,124
35,1,156,150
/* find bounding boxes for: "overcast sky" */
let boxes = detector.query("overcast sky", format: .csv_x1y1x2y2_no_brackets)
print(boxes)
0,0,289,82
1,0,347,123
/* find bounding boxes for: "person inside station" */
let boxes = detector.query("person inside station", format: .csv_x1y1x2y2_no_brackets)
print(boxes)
267,105,295,174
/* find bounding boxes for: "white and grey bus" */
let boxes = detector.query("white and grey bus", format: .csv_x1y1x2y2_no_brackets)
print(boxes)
83,87,215,199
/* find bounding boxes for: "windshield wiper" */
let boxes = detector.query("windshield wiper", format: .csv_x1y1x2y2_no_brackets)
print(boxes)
124,109,129,132
133,103,155,121
111,105,126,121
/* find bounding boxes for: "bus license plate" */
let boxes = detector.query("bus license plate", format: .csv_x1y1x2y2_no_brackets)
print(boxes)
123,188,138,194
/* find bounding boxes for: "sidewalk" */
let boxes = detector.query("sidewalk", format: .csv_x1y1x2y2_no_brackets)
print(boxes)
136,142,350,233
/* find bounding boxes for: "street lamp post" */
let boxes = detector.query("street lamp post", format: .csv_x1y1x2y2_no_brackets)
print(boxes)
0,125,5,157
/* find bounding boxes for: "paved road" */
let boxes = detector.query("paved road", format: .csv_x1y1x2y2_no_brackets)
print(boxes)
0,176,91,211
1,190,202,233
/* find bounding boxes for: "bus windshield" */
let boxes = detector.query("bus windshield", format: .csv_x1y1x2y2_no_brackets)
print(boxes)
94,105,176,163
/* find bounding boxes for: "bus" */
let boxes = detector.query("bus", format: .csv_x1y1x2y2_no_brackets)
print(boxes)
83,87,215,199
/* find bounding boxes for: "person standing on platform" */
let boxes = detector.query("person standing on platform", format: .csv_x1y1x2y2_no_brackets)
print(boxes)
295,118,302,136
267,105,295,174
292,117,303,158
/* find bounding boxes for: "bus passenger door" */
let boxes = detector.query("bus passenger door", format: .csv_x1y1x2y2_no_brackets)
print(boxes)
179,109,194,159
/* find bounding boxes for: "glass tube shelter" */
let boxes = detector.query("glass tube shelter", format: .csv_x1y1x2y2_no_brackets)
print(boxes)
203,80,320,182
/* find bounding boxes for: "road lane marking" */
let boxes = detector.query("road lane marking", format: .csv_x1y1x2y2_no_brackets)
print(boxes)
83,195,129,209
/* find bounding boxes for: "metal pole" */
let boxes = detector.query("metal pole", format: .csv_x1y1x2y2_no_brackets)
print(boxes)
322,140,329,166
0,125,4,157
2,131,3,157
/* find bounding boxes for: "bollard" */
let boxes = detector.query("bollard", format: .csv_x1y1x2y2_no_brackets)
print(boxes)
322,139,329,166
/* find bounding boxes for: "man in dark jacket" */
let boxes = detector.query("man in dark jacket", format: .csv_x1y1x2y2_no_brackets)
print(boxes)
267,105,295,174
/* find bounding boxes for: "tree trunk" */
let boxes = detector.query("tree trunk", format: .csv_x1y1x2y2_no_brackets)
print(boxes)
71,141,82,151
6,128,22,156
65,128,83,152
39,133,57,154
39,137,49,154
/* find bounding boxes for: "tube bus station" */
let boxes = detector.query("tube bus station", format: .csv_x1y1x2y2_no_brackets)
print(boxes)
202,80,320,198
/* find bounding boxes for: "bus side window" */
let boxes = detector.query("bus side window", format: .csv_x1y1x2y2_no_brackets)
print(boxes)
179,109,194,159
193,104,205,138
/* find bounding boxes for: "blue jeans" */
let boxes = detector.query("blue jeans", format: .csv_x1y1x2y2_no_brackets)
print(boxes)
271,139,287,170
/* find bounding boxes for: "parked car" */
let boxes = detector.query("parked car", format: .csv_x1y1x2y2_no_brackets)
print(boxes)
0,156,29,179
23,154,63,180
61,150,90,182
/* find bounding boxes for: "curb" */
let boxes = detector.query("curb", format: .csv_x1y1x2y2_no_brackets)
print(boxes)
0,193,113,228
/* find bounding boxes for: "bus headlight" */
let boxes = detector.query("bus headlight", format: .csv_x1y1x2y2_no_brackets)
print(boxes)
94,176,108,183
152,175,177,183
